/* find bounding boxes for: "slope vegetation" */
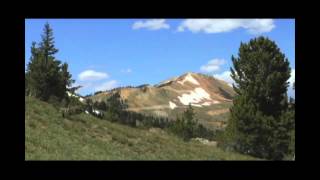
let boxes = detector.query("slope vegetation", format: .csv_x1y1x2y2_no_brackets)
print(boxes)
25,96,257,160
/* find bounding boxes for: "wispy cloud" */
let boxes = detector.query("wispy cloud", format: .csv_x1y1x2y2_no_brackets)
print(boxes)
132,19,170,30
78,70,108,81
94,80,118,91
200,59,226,73
213,71,233,86
177,19,275,34
121,68,132,73
76,69,119,94
213,68,296,96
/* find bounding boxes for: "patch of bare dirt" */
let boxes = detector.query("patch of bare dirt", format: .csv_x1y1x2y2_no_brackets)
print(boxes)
207,108,229,116
207,121,227,128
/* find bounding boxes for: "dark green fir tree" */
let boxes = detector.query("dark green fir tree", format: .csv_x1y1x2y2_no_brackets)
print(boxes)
26,22,73,102
226,36,294,160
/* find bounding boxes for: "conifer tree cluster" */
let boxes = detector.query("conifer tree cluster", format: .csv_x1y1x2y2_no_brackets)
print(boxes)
169,104,215,141
25,23,74,102
100,92,170,128
89,92,215,141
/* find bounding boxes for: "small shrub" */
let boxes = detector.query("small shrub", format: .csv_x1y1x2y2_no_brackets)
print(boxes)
48,95,60,109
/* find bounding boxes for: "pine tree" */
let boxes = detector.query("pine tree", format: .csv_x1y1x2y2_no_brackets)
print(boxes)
60,63,75,97
285,82,295,159
169,104,199,140
105,92,127,122
85,99,93,113
26,42,45,98
184,104,198,139
25,22,73,102
39,22,58,66
98,101,107,111
226,36,293,160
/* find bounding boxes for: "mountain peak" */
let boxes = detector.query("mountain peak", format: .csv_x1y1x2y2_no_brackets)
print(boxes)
185,71,196,75
90,71,235,129
177,72,200,86
183,72,198,77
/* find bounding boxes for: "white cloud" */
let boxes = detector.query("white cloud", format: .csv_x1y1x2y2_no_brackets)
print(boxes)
200,59,226,73
121,68,132,73
213,69,295,97
132,19,170,30
94,80,118,91
78,70,108,81
287,69,295,98
213,71,234,86
288,69,295,87
177,19,275,34
76,70,119,95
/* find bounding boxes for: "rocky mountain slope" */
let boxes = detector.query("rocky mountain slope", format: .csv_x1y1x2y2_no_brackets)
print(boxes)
89,72,235,130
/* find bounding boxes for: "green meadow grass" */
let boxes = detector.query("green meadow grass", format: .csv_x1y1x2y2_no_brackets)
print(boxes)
25,96,257,160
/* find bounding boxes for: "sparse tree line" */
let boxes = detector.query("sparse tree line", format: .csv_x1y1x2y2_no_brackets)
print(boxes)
168,104,216,141
80,92,216,141
93,84,151,96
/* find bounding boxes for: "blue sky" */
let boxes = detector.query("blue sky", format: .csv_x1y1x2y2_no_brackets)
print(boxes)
25,19,295,97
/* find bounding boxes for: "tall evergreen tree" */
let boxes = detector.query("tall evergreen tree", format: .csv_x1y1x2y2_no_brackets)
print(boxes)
104,92,127,122
60,63,75,98
25,22,73,101
184,104,198,138
39,22,58,66
226,36,294,160
26,41,47,98
169,104,200,140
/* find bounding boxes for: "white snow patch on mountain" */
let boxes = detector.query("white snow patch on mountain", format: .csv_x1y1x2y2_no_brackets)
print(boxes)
177,87,211,105
67,91,73,97
201,102,212,106
169,101,177,109
191,103,202,107
79,97,85,102
212,100,220,104
178,73,200,85
67,91,85,103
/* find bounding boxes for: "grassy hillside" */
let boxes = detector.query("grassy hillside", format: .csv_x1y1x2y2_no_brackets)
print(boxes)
25,96,258,160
